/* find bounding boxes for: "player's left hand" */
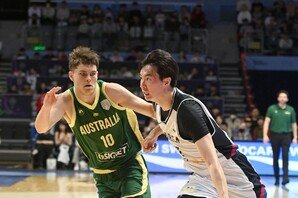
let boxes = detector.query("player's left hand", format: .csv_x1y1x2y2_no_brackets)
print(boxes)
292,138,297,144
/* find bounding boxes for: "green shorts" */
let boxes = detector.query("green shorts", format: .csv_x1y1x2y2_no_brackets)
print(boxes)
93,154,151,198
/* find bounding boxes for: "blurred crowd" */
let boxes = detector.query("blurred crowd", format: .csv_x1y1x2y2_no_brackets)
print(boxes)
237,0,298,55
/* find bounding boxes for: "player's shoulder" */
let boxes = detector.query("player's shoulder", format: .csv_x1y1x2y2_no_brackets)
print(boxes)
268,104,277,110
286,105,295,111
59,90,73,103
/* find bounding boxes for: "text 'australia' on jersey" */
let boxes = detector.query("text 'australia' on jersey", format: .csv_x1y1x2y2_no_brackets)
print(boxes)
68,80,143,170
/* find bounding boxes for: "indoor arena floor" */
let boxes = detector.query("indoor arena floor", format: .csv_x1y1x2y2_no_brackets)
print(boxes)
0,170,297,198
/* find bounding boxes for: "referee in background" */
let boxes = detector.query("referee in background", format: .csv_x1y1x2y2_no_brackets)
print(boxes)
263,90,297,186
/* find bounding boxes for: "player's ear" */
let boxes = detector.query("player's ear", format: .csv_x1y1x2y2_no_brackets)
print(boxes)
163,77,171,86
69,71,74,82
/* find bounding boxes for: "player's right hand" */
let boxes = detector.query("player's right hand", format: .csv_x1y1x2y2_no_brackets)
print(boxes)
142,138,157,153
43,86,62,108
263,135,270,143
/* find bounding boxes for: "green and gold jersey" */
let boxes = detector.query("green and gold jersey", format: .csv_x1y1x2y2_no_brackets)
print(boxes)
67,80,144,170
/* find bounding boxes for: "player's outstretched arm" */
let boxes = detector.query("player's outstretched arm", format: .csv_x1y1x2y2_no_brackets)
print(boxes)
35,86,66,133
142,125,163,152
195,134,229,198
104,82,155,119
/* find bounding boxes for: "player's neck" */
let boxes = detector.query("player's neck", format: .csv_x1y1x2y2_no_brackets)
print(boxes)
278,103,287,109
75,89,96,105
159,88,175,111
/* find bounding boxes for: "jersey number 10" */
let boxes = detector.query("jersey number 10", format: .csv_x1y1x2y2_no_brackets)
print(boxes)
100,134,115,148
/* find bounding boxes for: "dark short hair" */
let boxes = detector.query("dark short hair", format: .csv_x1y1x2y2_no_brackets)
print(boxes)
139,49,179,87
277,90,289,98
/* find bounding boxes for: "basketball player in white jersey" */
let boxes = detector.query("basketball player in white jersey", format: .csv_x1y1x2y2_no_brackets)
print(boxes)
140,49,266,198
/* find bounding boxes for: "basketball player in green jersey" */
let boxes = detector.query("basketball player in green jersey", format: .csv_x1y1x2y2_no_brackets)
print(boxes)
35,46,154,198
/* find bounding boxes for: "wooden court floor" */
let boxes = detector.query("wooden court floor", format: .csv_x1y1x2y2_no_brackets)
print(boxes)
0,170,298,198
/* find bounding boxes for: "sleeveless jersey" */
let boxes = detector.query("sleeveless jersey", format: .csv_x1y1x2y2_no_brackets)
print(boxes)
156,88,237,174
67,80,143,170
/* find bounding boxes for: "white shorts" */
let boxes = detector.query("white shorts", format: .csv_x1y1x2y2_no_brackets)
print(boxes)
182,153,266,198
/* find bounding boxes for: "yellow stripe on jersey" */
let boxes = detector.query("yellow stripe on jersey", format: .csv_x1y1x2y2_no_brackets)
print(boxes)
102,82,126,111
74,83,100,110
93,168,116,174
66,90,76,128
126,110,144,143
122,153,148,198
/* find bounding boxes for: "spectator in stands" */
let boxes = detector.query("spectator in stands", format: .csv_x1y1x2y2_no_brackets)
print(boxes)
190,5,206,28
286,0,296,20
266,31,279,54
179,17,191,47
205,69,217,81
7,84,18,94
251,0,264,12
109,50,124,62
237,4,252,25
90,16,103,40
143,18,155,50
56,1,70,27
116,16,129,39
252,116,264,140
77,16,90,38
129,15,142,45
118,4,128,21
211,107,221,118
32,52,41,60
177,50,187,63
32,130,55,169
41,0,55,25
164,13,180,52
188,67,201,79
28,3,41,26
190,51,205,63
179,5,191,23
102,16,117,50
57,51,68,60
193,85,205,98
79,4,90,19
92,4,105,20
273,0,286,20
226,110,241,139
54,120,73,169
233,120,252,140
15,48,28,60
68,12,79,26
263,90,297,186
120,67,134,78
144,4,155,22
207,84,219,97
128,1,143,26
237,0,252,12
292,18,298,35
251,4,264,24
278,34,293,55
250,107,261,133
43,49,56,60
105,7,114,21
26,68,39,91
125,49,137,61
155,8,166,30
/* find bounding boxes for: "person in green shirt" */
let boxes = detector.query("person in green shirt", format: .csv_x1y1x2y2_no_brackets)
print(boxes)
35,46,154,198
263,90,297,186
